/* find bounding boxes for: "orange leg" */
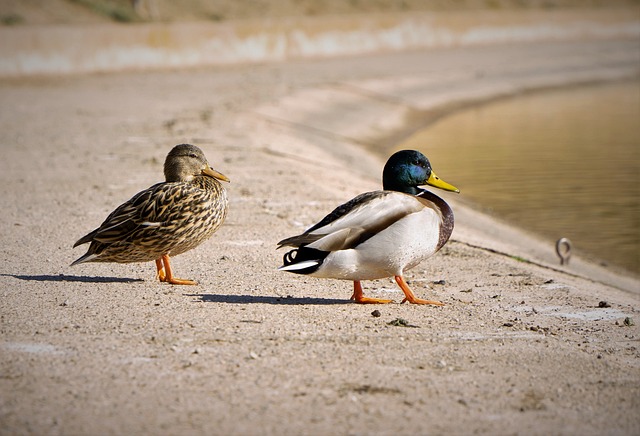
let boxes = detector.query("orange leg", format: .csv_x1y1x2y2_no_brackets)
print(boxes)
350,280,393,304
155,258,166,281
155,254,197,285
395,276,444,306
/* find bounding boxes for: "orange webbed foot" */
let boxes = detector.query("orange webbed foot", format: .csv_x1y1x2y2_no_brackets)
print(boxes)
164,277,198,285
400,296,445,306
350,281,393,304
351,295,394,304
156,255,198,286
395,276,444,306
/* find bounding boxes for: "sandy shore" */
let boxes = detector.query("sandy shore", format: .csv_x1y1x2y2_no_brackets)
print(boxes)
1,27,639,436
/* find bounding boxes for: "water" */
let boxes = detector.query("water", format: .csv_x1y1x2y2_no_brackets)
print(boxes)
397,80,640,274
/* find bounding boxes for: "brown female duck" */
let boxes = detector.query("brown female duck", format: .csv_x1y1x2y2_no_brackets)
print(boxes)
72,144,229,285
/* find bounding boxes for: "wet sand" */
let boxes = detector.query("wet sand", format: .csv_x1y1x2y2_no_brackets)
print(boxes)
0,33,639,436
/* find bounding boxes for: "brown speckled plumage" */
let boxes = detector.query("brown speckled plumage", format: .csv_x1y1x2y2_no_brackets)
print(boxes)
72,144,229,284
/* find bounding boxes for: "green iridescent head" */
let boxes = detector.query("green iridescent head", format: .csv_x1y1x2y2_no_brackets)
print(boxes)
382,150,459,195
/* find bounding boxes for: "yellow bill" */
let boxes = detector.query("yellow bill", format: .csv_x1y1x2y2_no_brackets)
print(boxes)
426,171,459,193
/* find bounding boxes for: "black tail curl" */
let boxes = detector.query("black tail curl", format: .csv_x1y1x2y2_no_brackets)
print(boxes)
281,247,329,274
282,249,299,266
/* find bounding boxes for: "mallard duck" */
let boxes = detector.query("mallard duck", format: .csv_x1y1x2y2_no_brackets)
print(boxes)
72,144,229,285
277,150,459,305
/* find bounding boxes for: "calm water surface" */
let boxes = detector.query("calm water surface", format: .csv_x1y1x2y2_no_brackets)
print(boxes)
397,81,640,274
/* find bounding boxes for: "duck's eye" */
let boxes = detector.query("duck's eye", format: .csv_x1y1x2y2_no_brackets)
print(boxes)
189,153,198,159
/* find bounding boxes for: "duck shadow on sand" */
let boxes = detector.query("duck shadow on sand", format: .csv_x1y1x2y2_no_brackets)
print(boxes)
186,293,347,305
2,273,144,284
2,274,348,304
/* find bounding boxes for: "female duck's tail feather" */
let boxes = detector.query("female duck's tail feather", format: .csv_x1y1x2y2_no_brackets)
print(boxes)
70,252,99,266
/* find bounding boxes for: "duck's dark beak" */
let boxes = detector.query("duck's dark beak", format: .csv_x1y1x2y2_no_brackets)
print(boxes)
202,165,230,183
425,171,459,193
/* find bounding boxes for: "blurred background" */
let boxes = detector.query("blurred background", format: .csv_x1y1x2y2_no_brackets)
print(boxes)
1,0,638,24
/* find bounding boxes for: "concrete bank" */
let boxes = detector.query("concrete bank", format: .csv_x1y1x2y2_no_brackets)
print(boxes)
0,8,639,77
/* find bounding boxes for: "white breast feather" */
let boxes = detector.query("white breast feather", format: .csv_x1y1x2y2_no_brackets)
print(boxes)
310,204,442,281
